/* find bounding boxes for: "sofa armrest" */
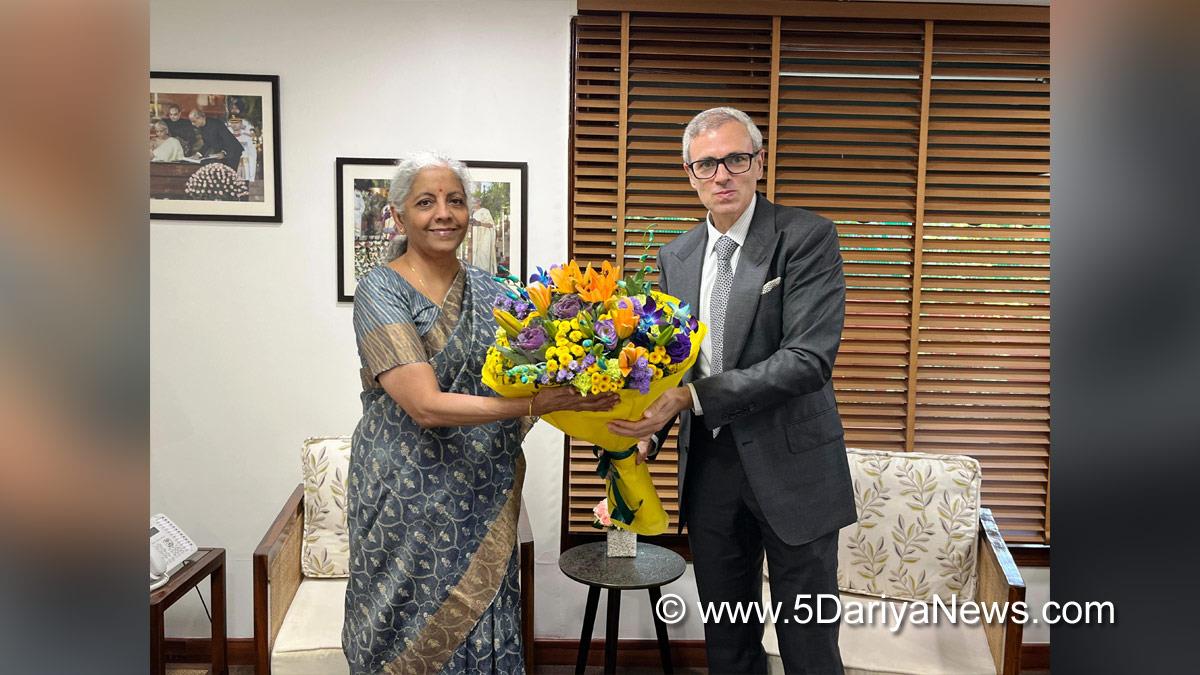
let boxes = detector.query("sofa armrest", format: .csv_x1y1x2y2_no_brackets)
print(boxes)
976,507,1026,675
518,500,535,671
253,484,305,675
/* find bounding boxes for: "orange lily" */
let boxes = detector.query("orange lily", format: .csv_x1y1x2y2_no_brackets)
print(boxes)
610,299,638,339
526,283,552,317
578,261,619,303
618,344,648,377
548,261,582,293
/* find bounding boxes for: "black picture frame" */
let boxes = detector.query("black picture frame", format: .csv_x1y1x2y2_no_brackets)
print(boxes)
150,71,282,222
336,157,528,302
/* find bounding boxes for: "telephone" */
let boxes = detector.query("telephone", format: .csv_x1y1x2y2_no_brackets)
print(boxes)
150,513,197,590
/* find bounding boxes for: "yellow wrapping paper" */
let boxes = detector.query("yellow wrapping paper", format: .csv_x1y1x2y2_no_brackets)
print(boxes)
484,323,706,536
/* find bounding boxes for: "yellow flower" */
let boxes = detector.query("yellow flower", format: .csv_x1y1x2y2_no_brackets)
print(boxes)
493,308,524,337
611,299,637,339
604,359,622,382
527,283,552,317
570,344,585,357
569,330,583,342
619,344,649,376
572,372,593,395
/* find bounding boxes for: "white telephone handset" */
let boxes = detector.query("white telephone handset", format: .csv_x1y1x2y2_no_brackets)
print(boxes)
150,513,197,590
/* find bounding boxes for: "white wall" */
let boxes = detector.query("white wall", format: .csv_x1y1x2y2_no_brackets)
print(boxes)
150,0,606,640
151,0,1049,646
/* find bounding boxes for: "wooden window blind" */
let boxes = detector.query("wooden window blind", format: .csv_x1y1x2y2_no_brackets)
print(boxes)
565,1,1050,551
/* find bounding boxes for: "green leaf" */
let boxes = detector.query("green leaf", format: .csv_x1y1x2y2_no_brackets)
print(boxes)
497,346,532,366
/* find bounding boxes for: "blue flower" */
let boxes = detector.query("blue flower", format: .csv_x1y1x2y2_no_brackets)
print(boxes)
529,266,552,286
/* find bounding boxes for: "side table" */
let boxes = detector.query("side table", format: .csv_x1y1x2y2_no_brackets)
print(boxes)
559,541,686,674
150,547,227,675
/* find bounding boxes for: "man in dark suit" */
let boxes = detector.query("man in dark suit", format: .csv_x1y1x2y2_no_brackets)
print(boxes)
162,104,197,155
188,109,243,171
609,107,856,674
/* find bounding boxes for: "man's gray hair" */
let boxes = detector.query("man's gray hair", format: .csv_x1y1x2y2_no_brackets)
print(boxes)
384,151,474,260
681,107,763,163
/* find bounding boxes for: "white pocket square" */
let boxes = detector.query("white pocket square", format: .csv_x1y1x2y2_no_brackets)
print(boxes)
761,277,782,295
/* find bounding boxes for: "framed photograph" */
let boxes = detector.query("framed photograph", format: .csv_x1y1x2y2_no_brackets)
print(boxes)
336,158,528,302
150,72,282,222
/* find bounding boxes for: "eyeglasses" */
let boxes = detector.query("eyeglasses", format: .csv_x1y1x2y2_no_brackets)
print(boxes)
686,151,758,180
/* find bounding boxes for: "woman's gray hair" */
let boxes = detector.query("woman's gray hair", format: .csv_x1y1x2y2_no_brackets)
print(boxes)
681,107,763,162
387,151,473,211
384,151,473,260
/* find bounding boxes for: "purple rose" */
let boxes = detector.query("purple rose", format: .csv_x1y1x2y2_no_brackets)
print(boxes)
550,293,583,320
666,333,691,363
593,319,618,350
514,324,548,352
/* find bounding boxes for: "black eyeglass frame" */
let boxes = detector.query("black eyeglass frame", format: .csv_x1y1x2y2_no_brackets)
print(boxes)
685,150,762,179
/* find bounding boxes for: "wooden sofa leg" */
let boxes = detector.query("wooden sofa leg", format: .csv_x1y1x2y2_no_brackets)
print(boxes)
518,506,536,671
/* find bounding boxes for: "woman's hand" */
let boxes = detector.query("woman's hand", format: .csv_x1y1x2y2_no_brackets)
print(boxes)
531,386,619,416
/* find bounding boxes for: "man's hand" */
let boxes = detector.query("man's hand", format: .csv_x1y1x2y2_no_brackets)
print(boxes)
608,386,691,439
635,437,654,465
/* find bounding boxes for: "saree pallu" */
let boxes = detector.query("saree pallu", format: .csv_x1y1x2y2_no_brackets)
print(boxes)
344,266,525,675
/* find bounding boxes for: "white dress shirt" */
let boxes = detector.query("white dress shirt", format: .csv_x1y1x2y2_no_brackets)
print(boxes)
687,198,756,416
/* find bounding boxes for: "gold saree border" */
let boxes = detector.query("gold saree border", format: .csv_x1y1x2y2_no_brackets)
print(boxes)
359,268,467,390
383,454,526,674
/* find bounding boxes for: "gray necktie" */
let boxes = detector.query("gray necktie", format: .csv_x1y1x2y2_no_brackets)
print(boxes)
709,235,739,377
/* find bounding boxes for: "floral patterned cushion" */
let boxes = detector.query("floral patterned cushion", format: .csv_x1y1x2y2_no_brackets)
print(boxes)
300,436,352,578
837,448,982,603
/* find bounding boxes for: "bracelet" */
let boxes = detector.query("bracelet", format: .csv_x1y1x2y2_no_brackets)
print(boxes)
528,395,535,418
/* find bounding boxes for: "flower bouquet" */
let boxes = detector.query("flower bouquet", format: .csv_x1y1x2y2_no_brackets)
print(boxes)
184,162,249,201
482,258,706,536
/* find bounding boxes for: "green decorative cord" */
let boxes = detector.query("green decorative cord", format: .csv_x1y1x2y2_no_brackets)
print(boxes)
594,445,641,527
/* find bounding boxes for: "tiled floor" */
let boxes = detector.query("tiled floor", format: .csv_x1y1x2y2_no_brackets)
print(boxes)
176,662,1049,674
170,662,705,667
169,666,706,674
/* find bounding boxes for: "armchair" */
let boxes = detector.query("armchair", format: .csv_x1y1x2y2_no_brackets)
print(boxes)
763,448,1026,675
253,437,535,675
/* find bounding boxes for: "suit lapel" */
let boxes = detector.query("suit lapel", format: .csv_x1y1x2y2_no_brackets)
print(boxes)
668,225,706,312
666,225,706,387
721,195,778,372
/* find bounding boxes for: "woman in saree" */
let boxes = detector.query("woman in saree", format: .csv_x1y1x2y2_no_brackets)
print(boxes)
343,152,617,674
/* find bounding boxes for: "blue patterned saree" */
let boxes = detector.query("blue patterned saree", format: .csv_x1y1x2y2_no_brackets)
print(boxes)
343,264,525,675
